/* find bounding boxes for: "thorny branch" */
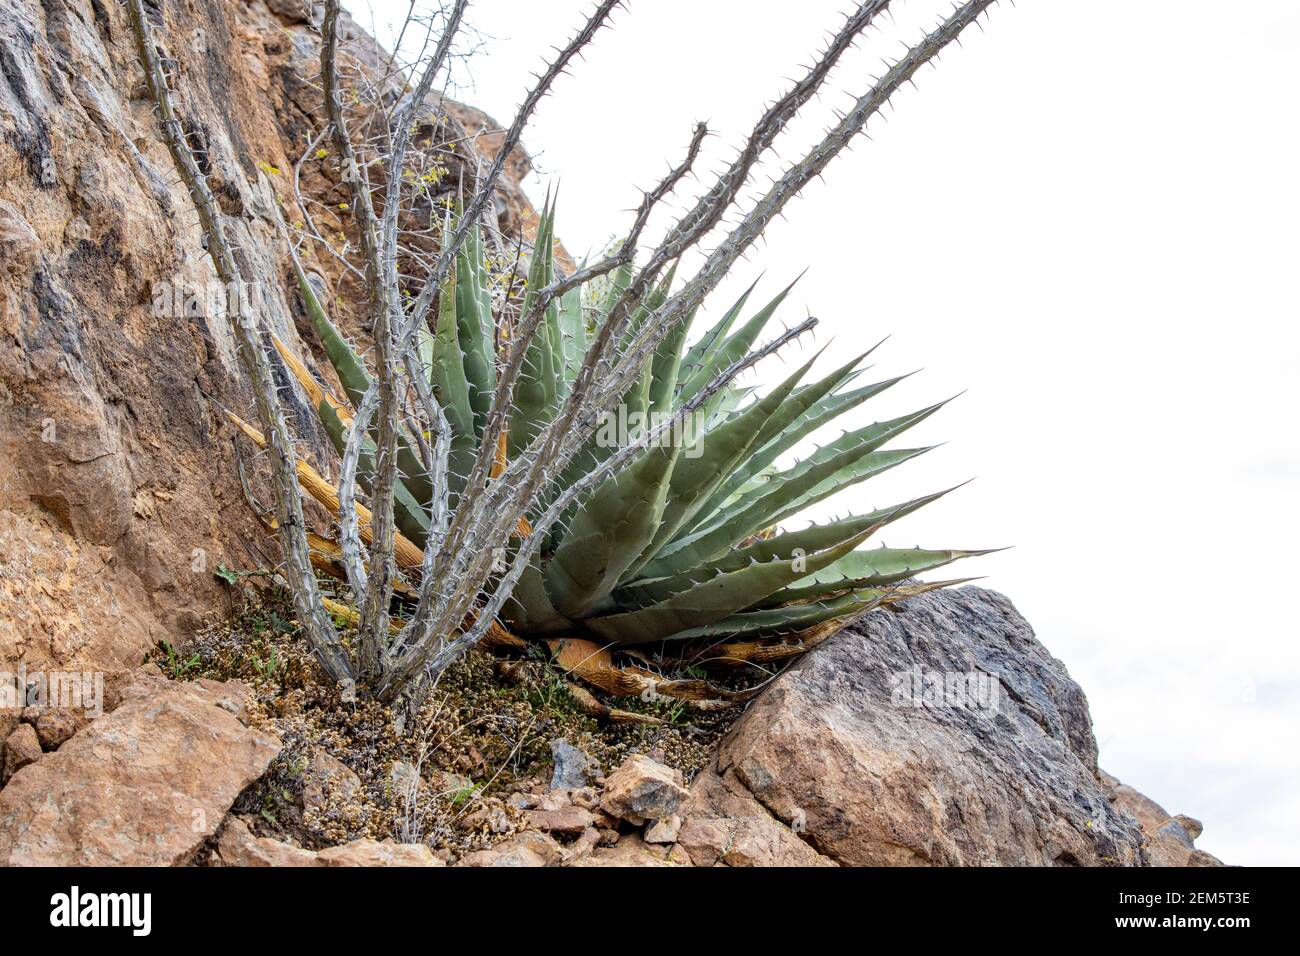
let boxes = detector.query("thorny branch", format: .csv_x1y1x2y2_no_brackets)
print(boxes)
124,0,351,684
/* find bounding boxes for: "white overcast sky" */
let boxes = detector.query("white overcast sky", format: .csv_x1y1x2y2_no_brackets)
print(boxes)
348,0,1300,865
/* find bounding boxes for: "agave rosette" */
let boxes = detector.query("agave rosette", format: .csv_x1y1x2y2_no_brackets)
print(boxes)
286,203,990,648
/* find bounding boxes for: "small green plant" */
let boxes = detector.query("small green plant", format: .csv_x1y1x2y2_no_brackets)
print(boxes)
447,783,478,806
249,644,284,684
214,563,241,585
158,640,201,680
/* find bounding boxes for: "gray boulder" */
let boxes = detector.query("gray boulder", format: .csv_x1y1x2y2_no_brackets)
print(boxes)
680,586,1147,866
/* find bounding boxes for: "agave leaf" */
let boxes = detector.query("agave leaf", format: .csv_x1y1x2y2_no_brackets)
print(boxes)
752,348,869,450
538,208,565,407
697,482,975,577
697,397,948,534
427,264,477,500
736,483,972,571
556,283,586,385
663,589,885,641
702,384,756,432
671,590,888,640
623,354,816,581
329,417,430,548
765,400,949,515
394,445,434,512
509,202,562,457
535,262,677,554
545,442,682,618
541,433,613,550
622,358,654,428
583,528,872,645
294,259,435,507
587,252,633,333
618,511,890,607
644,441,933,580
676,275,801,409
543,266,564,402
615,265,676,423
534,246,637,547
620,265,676,347
756,547,997,607
455,220,496,437
692,373,911,525
676,279,758,388
647,305,697,415
502,550,573,635
733,445,934,550
669,579,971,641
293,258,369,409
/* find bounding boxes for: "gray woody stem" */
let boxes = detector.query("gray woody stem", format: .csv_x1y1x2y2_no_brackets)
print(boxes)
125,0,351,683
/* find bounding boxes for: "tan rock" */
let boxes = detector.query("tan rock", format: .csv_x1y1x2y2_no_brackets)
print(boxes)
0,680,280,865
643,814,683,845
1100,770,1167,833
110,670,256,725
216,817,318,867
302,750,361,812
0,200,39,275
569,833,687,867
33,709,90,750
2,723,42,783
316,840,444,867
264,0,314,22
667,844,693,866
523,806,597,835
214,816,443,867
1103,771,1224,867
677,769,833,867
0,713,18,748
458,830,564,867
600,753,689,826
535,789,570,812
562,827,602,863
678,814,832,868
506,791,537,810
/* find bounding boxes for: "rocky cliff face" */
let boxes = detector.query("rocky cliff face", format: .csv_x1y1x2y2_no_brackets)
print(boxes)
0,0,539,673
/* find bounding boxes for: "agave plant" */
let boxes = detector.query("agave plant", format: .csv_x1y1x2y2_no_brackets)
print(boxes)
285,202,990,661
130,0,1001,704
